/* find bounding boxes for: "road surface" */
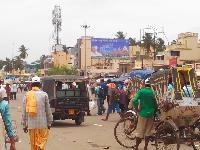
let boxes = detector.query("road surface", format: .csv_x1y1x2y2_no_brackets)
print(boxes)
6,92,194,150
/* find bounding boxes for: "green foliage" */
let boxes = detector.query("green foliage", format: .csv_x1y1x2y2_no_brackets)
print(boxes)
156,38,166,52
18,45,28,59
115,31,126,39
48,66,77,75
129,37,137,46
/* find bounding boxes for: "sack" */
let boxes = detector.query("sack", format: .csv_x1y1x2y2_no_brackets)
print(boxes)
89,101,96,110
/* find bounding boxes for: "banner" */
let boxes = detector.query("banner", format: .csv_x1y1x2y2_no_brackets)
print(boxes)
91,38,129,58
169,57,177,67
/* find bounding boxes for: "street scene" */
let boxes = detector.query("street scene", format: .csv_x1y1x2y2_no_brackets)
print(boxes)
1,0,200,150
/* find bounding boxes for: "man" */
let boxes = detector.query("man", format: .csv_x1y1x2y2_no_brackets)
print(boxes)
132,78,157,150
0,85,16,150
102,82,121,121
10,83,18,100
22,76,53,150
95,83,104,115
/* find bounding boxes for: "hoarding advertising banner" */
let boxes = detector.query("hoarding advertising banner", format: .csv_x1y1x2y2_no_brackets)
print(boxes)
169,57,177,67
91,38,129,57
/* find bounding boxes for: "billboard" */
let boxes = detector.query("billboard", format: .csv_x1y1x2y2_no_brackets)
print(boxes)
91,38,129,58
169,57,177,67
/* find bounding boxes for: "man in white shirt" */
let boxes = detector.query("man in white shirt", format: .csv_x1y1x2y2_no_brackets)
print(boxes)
10,83,18,100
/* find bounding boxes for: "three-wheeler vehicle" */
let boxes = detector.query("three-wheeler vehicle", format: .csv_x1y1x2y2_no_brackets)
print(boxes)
41,75,89,125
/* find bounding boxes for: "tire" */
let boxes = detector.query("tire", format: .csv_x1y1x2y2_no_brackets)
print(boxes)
155,122,180,150
191,121,200,150
75,115,84,125
114,116,137,148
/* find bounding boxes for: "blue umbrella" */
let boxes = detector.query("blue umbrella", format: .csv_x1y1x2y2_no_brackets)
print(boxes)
130,69,154,79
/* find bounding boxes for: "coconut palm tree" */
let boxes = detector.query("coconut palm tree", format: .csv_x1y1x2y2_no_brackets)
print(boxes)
115,31,126,39
142,33,154,55
156,38,166,52
18,45,28,59
13,56,24,71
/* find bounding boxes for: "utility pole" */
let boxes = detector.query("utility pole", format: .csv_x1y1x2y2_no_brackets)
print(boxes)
81,24,90,77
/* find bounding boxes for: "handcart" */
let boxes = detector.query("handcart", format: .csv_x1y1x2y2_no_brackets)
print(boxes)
114,67,200,150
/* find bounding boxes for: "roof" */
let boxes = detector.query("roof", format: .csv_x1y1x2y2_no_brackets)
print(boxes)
41,75,85,81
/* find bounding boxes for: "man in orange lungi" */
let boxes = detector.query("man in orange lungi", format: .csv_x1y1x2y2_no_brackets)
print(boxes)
22,76,53,150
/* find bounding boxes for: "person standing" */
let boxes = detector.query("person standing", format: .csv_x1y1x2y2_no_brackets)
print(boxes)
0,86,16,150
5,83,11,102
10,83,17,100
22,76,53,150
102,82,121,121
132,78,157,150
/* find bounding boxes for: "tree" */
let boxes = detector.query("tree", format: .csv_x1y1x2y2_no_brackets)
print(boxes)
142,33,154,55
48,66,77,75
13,56,24,71
115,31,126,39
129,37,137,46
18,45,28,59
4,57,13,72
62,45,68,54
156,38,166,52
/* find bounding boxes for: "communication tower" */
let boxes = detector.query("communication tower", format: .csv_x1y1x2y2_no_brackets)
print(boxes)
52,5,62,46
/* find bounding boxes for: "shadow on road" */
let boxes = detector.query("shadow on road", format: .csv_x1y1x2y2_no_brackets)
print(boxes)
52,121,88,128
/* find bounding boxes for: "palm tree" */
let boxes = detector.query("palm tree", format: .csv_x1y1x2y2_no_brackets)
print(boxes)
142,33,154,55
62,45,68,54
156,38,166,52
18,45,28,59
4,57,13,73
129,37,137,46
13,56,24,71
115,31,126,39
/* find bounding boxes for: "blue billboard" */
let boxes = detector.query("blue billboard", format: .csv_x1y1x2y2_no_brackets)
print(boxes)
91,38,129,58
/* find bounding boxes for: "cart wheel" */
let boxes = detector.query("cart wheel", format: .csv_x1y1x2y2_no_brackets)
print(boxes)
75,115,84,125
191,123,200,150
155,122,180,150
114,117,137,148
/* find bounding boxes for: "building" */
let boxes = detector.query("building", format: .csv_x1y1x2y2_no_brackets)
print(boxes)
166,32,200,63
76,37,130,74
51,44,72,68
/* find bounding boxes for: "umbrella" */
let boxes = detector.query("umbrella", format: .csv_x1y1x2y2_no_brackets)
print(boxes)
130,69,154,79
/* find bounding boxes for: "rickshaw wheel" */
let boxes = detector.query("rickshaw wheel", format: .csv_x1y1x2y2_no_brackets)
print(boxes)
114,117,137,148
155,122,180,150
191,122,200,150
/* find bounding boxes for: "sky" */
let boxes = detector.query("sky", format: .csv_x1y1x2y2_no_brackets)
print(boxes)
0,0,200,63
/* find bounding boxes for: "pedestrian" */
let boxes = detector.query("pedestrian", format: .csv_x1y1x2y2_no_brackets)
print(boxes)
102,82,121,121
131,78,157,150
95,83,105,115
10,83,17,100
22,76,53,150
0,86,16,150
118,84,127,113
5,83,11,102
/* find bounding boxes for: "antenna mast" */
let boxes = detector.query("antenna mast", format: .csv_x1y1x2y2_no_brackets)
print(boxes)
52,5,62,46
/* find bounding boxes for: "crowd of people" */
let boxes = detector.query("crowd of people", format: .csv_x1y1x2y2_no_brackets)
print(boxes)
87,78,135,120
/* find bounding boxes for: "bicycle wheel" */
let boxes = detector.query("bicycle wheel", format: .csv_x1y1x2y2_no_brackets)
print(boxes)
191,122,200,150
155,122,180,150
114,117,137,148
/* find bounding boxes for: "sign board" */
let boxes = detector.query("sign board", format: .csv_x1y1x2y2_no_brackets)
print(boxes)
169,57,177,67
91,38,129,58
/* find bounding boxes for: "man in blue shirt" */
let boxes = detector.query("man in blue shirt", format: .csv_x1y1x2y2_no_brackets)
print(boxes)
0,86,16,150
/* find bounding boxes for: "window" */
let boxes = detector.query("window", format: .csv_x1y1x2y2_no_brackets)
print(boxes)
171,51,180,56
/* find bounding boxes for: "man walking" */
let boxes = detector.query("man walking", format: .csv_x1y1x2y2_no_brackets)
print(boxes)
132,78,157,150
0,86,16,150
22,76,53,150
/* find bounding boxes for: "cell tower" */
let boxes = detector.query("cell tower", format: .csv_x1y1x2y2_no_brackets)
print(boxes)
52,5,62,46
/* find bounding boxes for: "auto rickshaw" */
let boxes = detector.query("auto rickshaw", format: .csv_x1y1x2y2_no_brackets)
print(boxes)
41,75,89,125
